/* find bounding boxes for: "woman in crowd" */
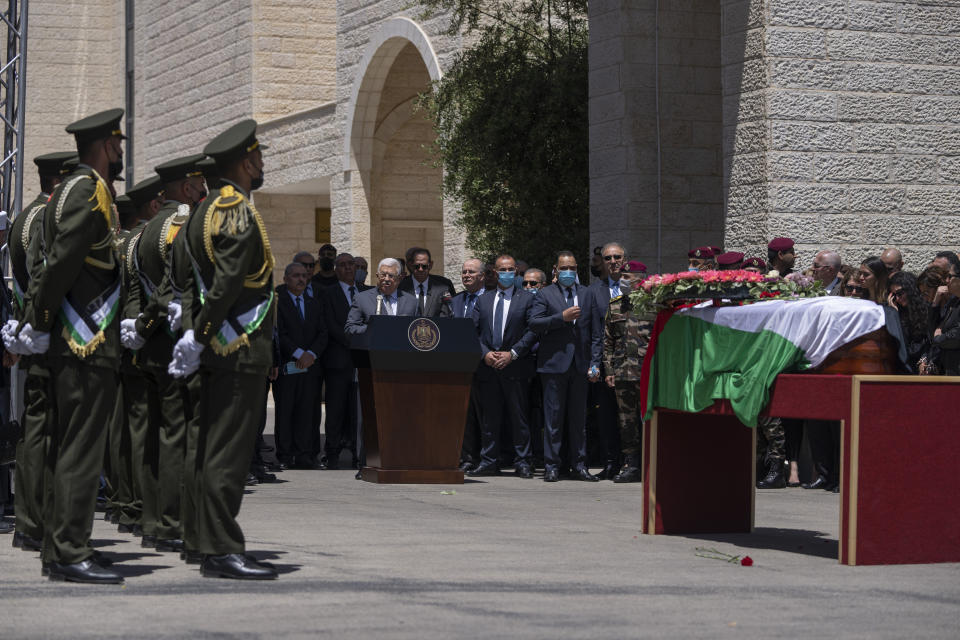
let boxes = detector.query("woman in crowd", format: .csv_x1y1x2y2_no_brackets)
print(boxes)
917,265,948,306
930,271,960,375
887,271,931,372
856,256,889,305
843,272,864,299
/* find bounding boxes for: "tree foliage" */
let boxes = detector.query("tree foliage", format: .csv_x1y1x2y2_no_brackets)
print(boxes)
417,0,589,274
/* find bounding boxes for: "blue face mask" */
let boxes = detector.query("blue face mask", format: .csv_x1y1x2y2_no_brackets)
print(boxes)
497,271,516,288
557,270,577,287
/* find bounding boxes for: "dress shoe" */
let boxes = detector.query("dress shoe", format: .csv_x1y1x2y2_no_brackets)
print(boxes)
245,472,259,486
515,464,534,479
543,468,559,482
355,470,363,480
786,481,801,488
48,559,124,584
141,534,157,548
201,553,278,580
181,549,204,564
825,482,840,493
0,518,14,534
264,461,283,472
467,464,500,477
801,476,828,490
156,538,184,552
757,465,786,489
572,467,599,482
459,460,476,472
110,511,120,524
613,465,641,483
596,463,619,480
276,460,292,471
19,532,42,551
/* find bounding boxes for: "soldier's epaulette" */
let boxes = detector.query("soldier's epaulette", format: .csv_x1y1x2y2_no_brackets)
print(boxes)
610,294,624,303
214,185,244,209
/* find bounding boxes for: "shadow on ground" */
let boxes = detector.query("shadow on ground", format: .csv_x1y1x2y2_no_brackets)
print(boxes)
682,527,838,559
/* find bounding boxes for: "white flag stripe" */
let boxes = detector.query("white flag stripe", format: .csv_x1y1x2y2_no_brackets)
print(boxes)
677,297,887,368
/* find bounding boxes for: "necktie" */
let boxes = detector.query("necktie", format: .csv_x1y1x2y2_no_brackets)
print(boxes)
565,287,574,308
466,292,477,317
493,291,504,350
610,279,619,299
348,285,355,303
295,296,304,320
417,284,425,316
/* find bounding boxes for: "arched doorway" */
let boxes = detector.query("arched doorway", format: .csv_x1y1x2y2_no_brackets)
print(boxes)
339,18,448,276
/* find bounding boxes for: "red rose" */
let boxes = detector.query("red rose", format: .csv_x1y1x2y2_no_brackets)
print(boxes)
740,556,753,566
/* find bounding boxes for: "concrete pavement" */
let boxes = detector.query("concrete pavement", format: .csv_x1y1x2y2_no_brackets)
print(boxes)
2,466,959,638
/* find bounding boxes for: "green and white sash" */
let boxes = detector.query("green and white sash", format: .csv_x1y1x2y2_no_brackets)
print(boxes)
58,279,122,358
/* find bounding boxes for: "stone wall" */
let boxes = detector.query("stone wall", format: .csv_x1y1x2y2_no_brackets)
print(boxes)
20,0,125,200
255,192,331,283
589,0,723,274
723,0,960,272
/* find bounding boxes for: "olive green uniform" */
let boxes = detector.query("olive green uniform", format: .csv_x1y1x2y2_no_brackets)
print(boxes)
21,165,121,565
114,223,150,528
9,192,52,542
129,201,192,541
180,181,274,555
602,295,654,457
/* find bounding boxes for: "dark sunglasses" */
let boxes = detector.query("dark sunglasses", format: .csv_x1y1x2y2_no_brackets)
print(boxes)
847,285,865,293
522,280,539,287
411,264,430,271
603,254,623,261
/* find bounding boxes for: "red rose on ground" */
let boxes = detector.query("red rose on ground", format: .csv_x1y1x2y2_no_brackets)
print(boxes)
740,556,753,566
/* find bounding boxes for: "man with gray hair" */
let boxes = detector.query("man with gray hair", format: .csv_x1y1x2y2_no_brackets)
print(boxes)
812,250,843,294
293,250,317,298
345,258,419,334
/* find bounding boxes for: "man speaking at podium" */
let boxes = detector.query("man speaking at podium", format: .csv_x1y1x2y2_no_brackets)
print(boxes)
345,258,419,335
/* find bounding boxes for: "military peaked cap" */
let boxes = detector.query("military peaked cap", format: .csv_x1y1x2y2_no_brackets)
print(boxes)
203,119,267,162
125,175,164,208
155,153,206,183
65,108,126,143
34,151,77,176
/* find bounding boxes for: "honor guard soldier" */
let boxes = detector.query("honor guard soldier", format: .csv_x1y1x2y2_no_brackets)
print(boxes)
6,151,75,553
168,120,278,580
7,108,127,583
121,154,207,553
601,261,652,483
110,177,164,537
716,251,744,271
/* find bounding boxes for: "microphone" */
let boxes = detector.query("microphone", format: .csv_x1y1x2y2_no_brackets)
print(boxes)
376,294,383,315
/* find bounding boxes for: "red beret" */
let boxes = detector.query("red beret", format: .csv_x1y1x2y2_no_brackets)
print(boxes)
687,246,714,259
767,237,794,252
710,246,723,256
716,251,744,266
623,260,647,273
742,257,767,270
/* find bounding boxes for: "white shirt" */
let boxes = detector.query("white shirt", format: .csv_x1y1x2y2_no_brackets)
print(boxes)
607,277,620,300
493,287,514,345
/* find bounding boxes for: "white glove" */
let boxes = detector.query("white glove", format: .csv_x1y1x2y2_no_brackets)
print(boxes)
2,319,30,355
120,318,146,350
168,329,204,378
167,300,182,332
18,323,50,355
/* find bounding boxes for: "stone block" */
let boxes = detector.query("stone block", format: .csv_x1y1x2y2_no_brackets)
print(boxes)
908,186,960,215
898,126,960,155
839,94,913,124
891,156,937,184
819,214,863,244
846,62,905,93
589,64,621,98
769,0,847,29
770,122,853,152
815,153,888,183
772,184,848,212
770,59,848,90
589,92,626,123
854,124,902,153
722,0,764,36
848,186,906,213
724,120,768,155
766,28,827,59
767,213,822,244
938,156,960,183
901,67,960,95
590,120,622,150
722,91,765,124
768,152,813,181
767,91,837,122
862,214,942,244
722,28,764,64
847,1,898,33
723,58,768,94
901,5,960,36
589,146,628,178
726,151,768,185
827,31,937,64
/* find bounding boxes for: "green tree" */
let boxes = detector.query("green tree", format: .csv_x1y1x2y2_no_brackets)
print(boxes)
417,0,589,275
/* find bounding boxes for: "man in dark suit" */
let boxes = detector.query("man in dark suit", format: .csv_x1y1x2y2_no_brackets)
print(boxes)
469,255,538,478
399,247,455,317
450,258,487,471
530,251,600,482
588,242,633,479
318,253,371,469
345,258,419,334
275,262,327,469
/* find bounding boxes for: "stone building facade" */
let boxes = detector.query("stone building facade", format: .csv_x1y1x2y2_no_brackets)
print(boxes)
16,0,960,280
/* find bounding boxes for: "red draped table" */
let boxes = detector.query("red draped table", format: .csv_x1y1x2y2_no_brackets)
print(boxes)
641,374,960,565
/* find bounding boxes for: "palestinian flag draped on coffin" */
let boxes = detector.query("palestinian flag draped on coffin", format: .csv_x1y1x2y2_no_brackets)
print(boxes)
641,297,888,426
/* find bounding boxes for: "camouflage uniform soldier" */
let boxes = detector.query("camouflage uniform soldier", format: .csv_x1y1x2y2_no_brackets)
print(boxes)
602,261,653,483
756,417,787,488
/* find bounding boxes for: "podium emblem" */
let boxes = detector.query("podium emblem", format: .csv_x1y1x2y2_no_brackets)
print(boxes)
408,318,440,351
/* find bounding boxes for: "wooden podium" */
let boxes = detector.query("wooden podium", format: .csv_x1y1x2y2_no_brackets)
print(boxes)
350,316,481,483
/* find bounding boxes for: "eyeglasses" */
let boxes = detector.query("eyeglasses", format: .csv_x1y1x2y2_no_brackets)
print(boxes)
602,254,623,261
891,289,906,298
522,280,540,287
410,264,430,271
377,272,398,280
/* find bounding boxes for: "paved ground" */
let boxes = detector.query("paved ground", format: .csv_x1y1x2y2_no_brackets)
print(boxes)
2,464,959,638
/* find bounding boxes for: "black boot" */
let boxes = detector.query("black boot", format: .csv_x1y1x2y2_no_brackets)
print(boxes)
613,454,641,483
757,462,786,489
